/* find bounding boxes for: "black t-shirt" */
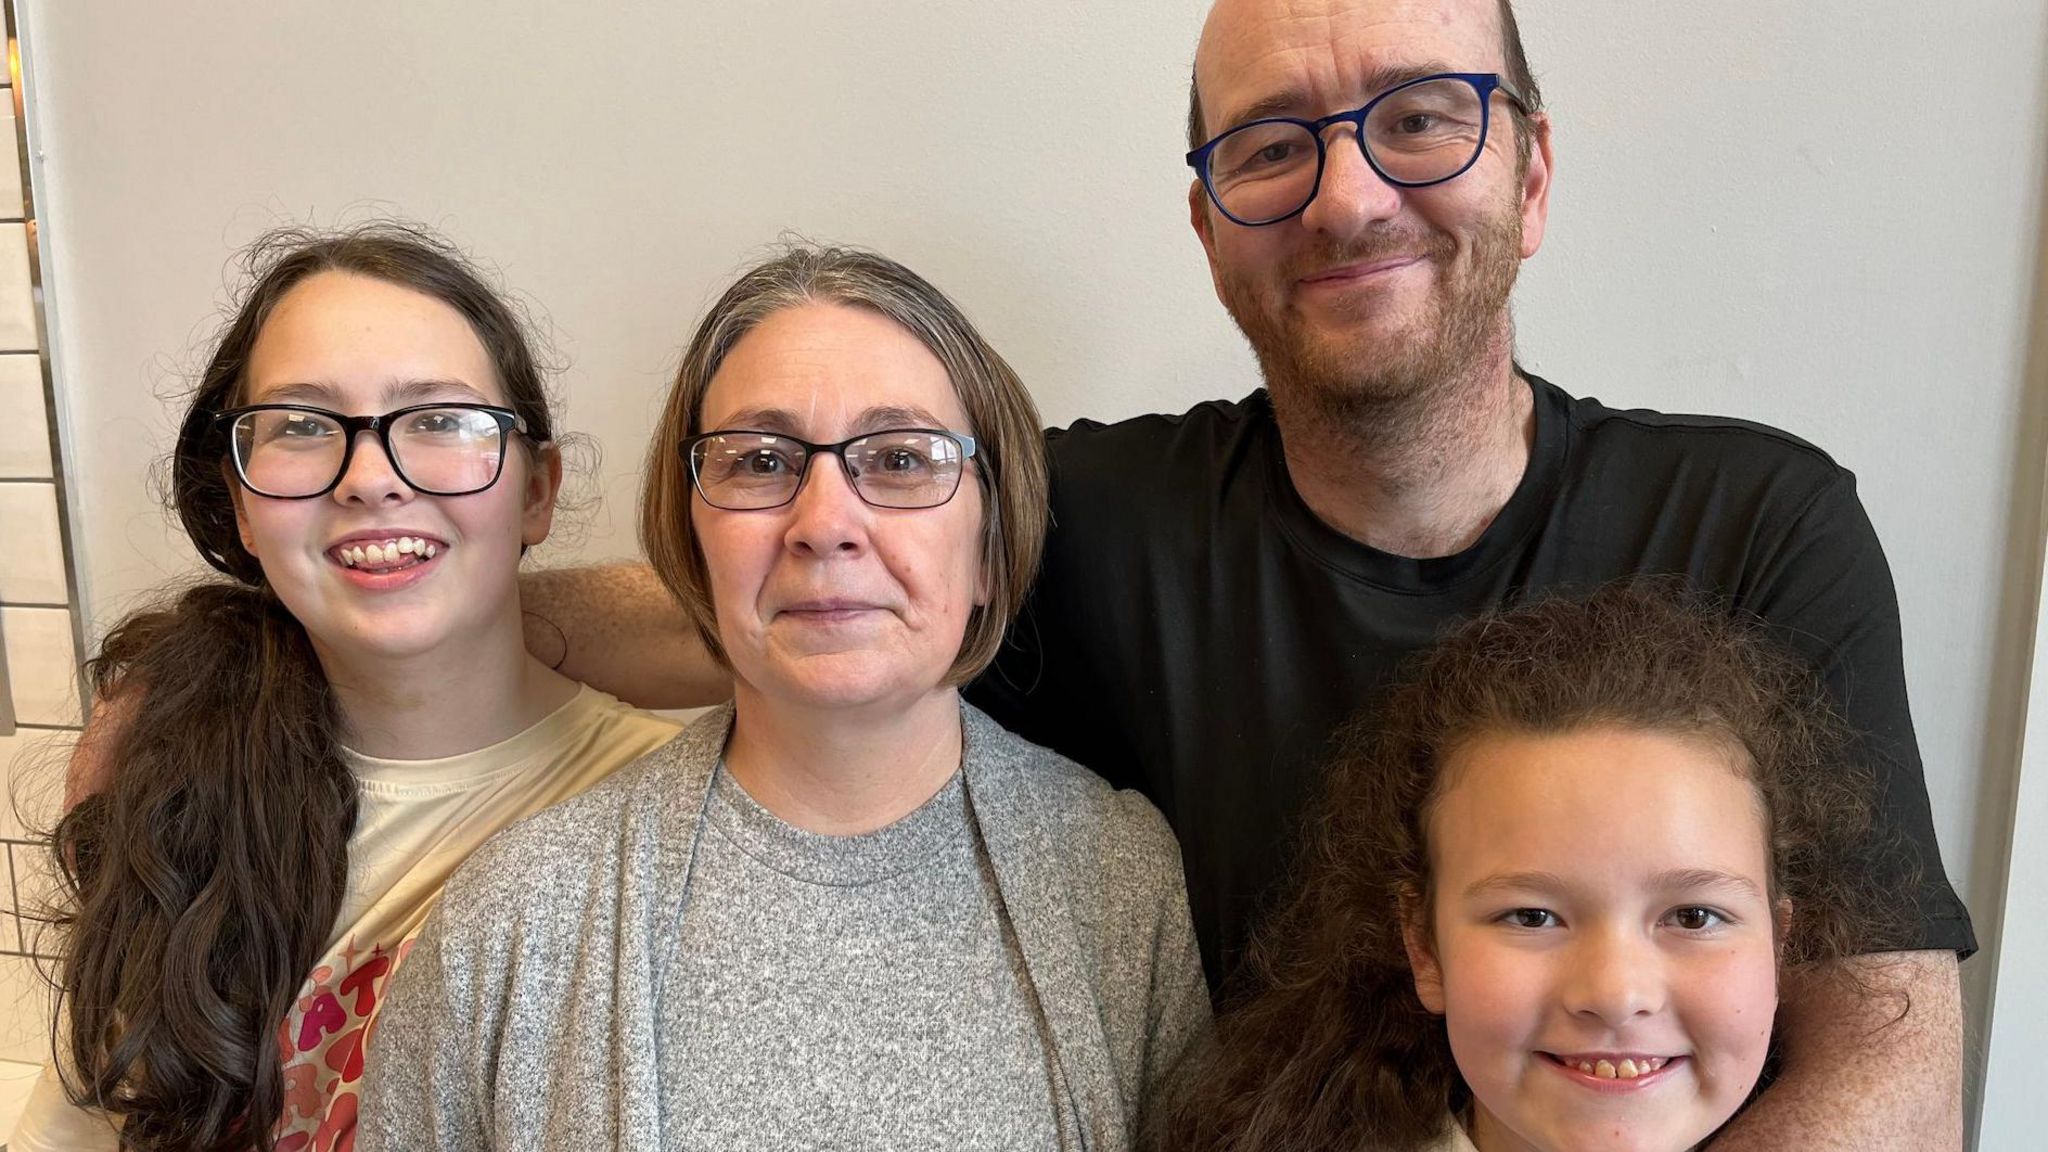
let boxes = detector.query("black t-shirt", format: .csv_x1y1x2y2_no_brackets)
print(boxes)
966,376,1976,989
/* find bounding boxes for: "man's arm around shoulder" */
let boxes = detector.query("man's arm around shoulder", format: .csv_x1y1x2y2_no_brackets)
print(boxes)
521,561,731,709
1709,950,1963,1151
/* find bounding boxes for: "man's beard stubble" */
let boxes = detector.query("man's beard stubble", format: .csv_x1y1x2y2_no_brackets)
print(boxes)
1217,212,1524,431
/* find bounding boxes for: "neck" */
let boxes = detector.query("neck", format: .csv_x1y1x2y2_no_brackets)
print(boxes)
724,685,964,836
1268,338,1534,559
318,606,578,760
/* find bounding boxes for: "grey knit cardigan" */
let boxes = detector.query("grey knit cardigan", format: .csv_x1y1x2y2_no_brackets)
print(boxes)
358,700,1212,1152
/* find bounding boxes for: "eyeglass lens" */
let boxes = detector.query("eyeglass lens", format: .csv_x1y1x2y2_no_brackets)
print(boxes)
691,431,967,510
1206,77,1490,223
230,407,509,497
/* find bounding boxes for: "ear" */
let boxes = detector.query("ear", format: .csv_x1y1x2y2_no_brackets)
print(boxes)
1401,891,1448,1015
224,460,259,558
1189,180,1228,303
520,440,563,548
1516,111,1554,259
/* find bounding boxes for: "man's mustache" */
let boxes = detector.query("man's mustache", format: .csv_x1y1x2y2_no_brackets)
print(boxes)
1283,229,1455,283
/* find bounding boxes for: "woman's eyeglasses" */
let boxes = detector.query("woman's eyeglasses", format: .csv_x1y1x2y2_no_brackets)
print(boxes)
683,428,977,511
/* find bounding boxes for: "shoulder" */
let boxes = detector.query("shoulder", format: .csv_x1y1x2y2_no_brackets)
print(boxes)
572,685,687,744
962,704,1180,873
432,709,724,937
1548,377,1851,489
1045,391,1271,486
1048,390,1268,450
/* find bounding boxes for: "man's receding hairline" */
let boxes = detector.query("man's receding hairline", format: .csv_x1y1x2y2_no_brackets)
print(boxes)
1187,0,1538,152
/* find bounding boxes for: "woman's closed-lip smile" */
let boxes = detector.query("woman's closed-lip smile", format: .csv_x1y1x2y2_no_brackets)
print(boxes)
778,598,884,621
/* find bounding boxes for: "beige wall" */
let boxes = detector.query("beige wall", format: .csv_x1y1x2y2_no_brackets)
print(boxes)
8,0,2047,1143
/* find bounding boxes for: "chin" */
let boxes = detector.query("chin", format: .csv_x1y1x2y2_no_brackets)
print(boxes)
755,654,943,712
1502,1108,1703,1152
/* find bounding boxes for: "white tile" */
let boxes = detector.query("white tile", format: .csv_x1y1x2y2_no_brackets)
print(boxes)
0,729,73,842
0,607,79,726
0,223,34,352
0,483,64,603
0,354,51,478
0,97,19,223
11,840,60,959
0,955,52,1064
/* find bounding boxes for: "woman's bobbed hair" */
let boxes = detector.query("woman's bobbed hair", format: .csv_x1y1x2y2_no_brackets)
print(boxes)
641,242,1048,688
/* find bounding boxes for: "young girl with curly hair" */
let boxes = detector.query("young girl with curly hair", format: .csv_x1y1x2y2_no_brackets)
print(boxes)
1159,583,1904,1152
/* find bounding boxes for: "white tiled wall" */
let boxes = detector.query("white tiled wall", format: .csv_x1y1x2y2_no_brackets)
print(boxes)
0,42,78,1136
0,354,48,478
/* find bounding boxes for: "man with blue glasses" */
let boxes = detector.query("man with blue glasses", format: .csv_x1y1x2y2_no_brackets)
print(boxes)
522,0,1967,1143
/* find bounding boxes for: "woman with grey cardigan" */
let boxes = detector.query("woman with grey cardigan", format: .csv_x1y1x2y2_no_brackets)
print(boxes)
359,244,1210,1152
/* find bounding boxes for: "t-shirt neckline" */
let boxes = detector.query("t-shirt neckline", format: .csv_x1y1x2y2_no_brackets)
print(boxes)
342,684,610,793
705,760,971,887
1261,373,1570,593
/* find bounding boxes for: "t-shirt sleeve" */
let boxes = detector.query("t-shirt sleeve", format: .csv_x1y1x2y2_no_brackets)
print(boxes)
1746,470,1976,957
358,910,491,1152
7,1062,121,1152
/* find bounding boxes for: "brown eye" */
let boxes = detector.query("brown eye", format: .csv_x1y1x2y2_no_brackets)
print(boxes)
1668,907,1725,931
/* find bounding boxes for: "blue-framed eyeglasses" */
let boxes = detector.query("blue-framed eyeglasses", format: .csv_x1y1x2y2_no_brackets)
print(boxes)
1187,71,1529,227
683,428,979,511
215,402,532,499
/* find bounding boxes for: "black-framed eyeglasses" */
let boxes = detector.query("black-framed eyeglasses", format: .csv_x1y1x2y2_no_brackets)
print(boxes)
683,428,978,511
214,403,532,499
1187,71,1529,227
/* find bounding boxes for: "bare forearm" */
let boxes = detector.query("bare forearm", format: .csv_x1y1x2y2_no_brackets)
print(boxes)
521,562,730,709
1709,951,1963,1151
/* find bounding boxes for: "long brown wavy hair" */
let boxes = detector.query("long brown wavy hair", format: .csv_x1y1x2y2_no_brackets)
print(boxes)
1156,582,1904,1152
49,222,558,1152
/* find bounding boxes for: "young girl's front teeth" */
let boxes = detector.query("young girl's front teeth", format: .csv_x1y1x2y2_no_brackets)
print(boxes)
1572,1057,1664,1078
340,540,427,566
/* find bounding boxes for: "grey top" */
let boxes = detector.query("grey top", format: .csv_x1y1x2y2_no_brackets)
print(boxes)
359,701,1210,1152
656,762,1062,1151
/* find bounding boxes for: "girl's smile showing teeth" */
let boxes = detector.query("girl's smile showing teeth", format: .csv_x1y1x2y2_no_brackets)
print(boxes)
329,533,446,577
1540,1051,1681,1088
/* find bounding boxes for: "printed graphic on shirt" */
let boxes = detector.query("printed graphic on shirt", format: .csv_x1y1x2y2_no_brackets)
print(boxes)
273,934,417,1152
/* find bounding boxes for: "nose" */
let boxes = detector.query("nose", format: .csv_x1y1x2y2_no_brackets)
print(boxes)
1297,122,1402,239
331,429,413,507
1560,927,1668,1027
782,451,870,557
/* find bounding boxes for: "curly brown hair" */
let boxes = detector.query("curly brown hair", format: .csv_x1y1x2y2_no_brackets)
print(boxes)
1155,582,1904,1152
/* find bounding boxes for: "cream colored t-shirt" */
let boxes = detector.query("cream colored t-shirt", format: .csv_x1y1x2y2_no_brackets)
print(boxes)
12,685,681,1152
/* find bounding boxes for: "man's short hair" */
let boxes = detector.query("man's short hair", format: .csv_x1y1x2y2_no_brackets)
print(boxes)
1186,0,1543,171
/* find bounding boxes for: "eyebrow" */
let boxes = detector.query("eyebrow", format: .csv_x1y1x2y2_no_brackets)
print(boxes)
1649,868,1768,902
1462,868,1768,903
1461,870,1568,899
1215,60,1459,136
712,404,951,438
251,378,492,406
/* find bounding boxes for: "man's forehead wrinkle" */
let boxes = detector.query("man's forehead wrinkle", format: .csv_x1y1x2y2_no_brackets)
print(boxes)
1197,0,1496,130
